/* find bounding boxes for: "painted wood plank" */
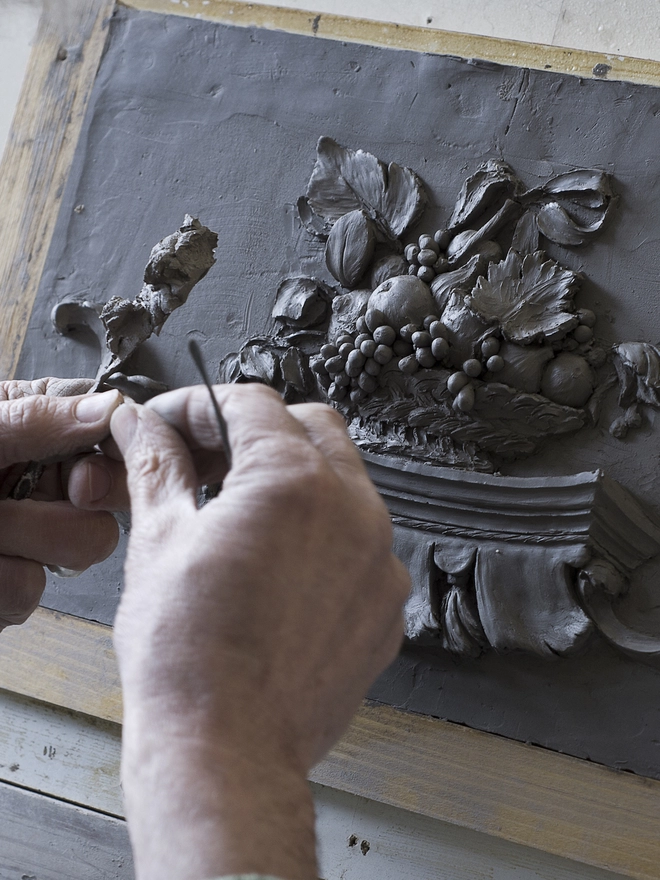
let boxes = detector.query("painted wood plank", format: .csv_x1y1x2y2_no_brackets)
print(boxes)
0,607,659,878
123,0,660,87
0,0,115,381
314,784,628,880
311,703,660,880
0,690,123,817
0,690,627,880
0,779,133,880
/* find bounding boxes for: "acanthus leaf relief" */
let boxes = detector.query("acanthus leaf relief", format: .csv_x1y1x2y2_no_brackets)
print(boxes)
53,143,660,661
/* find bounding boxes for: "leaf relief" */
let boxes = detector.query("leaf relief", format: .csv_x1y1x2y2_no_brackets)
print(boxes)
526,169,614,247
272,277,333,329
448,160,523,231
465,249,580,344
306,136,427,239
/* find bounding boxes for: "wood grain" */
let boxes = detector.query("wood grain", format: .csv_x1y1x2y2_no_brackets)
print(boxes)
0,0,115,381
0,690,123,817
0,778,133,880
123,0,660,87
1,606,660,879
0,608,122,723
0,689,627,880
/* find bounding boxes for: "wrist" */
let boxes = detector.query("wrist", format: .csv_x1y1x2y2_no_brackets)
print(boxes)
121,713,317,880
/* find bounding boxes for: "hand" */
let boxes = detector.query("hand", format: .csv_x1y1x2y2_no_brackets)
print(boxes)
0,379,123,631
109,384,410,880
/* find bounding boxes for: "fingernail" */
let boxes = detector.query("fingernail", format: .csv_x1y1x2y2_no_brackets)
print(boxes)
75,390,122,423
86,459,112,503
110,401,139,451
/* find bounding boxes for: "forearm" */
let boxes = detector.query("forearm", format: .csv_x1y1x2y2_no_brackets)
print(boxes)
121,710,318,880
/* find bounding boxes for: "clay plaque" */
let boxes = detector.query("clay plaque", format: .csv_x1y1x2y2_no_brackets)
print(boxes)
18,6,660,777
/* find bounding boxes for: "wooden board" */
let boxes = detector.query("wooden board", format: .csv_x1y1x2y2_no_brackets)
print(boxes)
0,0,115,381
0,606,659,879
0,689,628,880
0,690,123,817
0,778,134,880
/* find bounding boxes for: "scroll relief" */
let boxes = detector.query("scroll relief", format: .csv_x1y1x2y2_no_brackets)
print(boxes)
53,144,660,662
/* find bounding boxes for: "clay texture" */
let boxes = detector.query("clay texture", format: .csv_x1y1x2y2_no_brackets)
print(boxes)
218,141,660,662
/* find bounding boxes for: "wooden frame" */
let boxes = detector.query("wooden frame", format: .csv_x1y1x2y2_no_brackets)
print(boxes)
2,3,660,877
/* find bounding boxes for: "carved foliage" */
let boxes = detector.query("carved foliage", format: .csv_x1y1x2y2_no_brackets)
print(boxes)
53,216,218,393
466,250,580,344
306,136,427,240
379,457,660,660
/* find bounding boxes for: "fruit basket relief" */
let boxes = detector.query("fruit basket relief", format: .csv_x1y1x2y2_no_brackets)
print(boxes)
221,137,654,471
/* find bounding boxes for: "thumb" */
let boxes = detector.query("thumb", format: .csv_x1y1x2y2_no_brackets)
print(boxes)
0,390,123,469
110,400,198,518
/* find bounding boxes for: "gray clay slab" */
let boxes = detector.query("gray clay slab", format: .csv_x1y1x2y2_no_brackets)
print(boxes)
17,7,660,776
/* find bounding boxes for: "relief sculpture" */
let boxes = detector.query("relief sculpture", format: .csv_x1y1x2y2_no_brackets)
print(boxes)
54,139,660,662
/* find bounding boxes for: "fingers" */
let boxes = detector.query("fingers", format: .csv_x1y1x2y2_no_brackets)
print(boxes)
0,556,46,629
110,401,199,516
0,389,122,470
0,500,119,570
147,384,317,478
67,449,228,511
0,377,95,400
147,383,307,455
68,455,128,511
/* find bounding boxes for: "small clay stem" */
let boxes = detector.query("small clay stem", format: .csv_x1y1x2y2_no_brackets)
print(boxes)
188,339,233,469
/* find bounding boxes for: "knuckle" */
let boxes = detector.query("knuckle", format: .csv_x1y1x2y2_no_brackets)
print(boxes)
301,402,346,427
3,395,45,432
228,383,281,408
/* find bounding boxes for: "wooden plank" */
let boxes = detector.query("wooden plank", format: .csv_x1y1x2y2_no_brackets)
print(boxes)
314,784,628,880
0,606,659,878
0,0,115,381
0,779,133,880
0,693,628,880
0,690,123,817
0,608,122,723
0,691,627,880
311,704,660,880
123,0,660,87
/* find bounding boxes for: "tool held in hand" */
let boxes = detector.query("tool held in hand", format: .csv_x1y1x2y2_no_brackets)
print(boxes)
188,339,233,469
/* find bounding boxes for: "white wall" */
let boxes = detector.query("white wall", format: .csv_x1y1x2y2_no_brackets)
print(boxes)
0,2,39,156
